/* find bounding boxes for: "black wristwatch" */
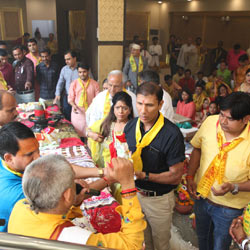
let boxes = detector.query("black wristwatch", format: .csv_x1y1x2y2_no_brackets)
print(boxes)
144,172,150,181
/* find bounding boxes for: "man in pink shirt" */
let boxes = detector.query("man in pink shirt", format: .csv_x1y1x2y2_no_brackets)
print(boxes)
0,49,14,89
227,44,246,72
68,62,99,138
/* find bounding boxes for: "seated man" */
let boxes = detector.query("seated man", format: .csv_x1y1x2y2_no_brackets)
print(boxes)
0,90,18,128
8,156,146,250
0,122,109,232
179,69,196,93
193,81,207,112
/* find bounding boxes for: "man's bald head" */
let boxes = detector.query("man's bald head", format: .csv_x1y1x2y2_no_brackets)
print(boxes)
0,91,18,126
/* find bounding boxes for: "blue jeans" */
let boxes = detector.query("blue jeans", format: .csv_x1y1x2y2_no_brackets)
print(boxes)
194,199,243,250
63,94,72,121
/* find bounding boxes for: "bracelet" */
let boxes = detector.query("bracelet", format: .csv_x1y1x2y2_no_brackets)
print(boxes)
102,177,109,186
121,192,137,198
238,216,244,222
242,238,250,250
121,188,138,194
86,128,91,137
186,175,194,180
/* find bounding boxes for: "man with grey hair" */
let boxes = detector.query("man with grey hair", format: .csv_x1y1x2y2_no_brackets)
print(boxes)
9,155,146,250
86,69,137,128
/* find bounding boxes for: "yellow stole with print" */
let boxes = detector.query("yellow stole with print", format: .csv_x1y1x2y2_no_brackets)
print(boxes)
132,113,164,172
103,89,127,117
78,77,90,110
197,120,244,198
129,55,143,73
0,72,8,90
1,160,23,177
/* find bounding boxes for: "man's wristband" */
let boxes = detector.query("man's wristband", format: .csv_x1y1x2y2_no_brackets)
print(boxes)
144,172,149,181
86,129,91,138
102,177,109,187
186,175,194,180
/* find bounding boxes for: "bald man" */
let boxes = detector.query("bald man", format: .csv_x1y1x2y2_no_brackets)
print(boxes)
0,90,18,127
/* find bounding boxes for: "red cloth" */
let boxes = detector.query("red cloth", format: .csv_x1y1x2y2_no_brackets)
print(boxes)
84,192,121,234
59,137,84,148
179,77,195,93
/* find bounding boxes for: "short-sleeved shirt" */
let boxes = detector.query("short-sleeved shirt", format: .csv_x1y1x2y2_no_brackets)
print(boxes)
191,115,250,209
124,116,185,194
0,160,24,232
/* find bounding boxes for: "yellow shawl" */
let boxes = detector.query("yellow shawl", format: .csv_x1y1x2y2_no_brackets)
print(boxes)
132,113,164,172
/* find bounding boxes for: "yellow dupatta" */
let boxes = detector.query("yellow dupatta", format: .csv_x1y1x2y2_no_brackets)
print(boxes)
0,72,8,90
2,160,23,177
132,113,164,171
78,77,90,110
197,120,244,198
129,55,143,73
30,53,41,66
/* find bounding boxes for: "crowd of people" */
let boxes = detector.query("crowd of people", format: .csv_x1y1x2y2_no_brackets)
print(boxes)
0,31,250,250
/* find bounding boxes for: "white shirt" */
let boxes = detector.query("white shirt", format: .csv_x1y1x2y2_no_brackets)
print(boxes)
177,43,196,68
86,89,138,127
149,44,162,67
160,90,174,122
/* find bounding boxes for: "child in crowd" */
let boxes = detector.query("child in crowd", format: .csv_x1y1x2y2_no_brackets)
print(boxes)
197,100,218,126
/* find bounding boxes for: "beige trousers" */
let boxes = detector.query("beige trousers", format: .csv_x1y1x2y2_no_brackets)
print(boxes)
138,190,175,250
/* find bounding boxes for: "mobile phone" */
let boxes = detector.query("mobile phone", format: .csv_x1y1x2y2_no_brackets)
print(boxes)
76,183,100,196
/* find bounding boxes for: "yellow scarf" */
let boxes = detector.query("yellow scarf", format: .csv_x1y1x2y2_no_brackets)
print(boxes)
132,113,164,171
2,160,23,177
0,72,8,90
30,53,41,66
129,55,143,73
197,121,244,198
103,89,127,117
78,77,90,110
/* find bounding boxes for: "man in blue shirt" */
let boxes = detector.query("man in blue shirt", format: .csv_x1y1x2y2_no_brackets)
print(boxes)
53,50,78,121
0,122,39,232
0,122,111,232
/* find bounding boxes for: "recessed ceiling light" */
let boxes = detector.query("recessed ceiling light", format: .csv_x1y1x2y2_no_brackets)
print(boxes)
158,1,163,4
187,0,192,2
